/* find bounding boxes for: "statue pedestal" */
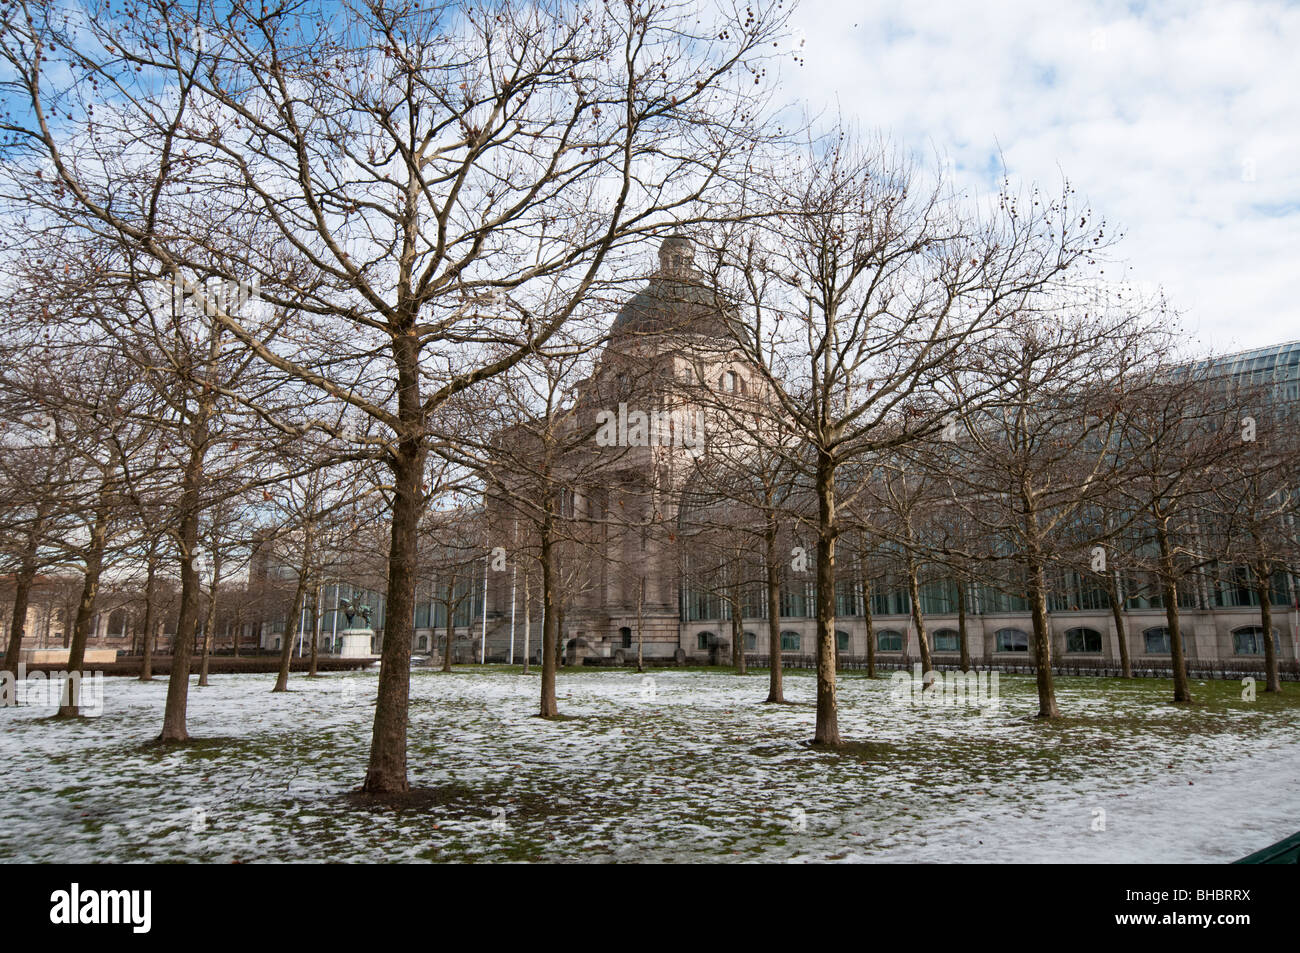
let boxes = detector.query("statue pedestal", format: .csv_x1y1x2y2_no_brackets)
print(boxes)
338,628,376,658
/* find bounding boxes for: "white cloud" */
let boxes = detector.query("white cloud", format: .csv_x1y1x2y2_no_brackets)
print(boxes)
776,0,1300,352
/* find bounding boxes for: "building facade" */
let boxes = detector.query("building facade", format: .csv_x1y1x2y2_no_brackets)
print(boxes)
466,239,1300,673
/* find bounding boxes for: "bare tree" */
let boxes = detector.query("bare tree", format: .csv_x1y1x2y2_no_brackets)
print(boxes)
1206,377,1298,693
0,0,788,789
466,338,635,716
420,507,485,672
940,305,1170,717
1114,362,1241,704
699,132,1105,743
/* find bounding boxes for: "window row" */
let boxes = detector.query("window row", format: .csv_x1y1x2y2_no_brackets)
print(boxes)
693,626,1282,656
682,567,1297,623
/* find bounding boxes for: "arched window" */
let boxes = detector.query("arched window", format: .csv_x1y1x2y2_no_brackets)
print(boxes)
995,628,1030,652
877,629,904,652
932,628,960,652
1232,626,1280,655
744,631,757,651
835,630,850,652
780,631,801,652
620,626,633,649
1142,627,1172,654
417,635,428,650
1065,627,1102,653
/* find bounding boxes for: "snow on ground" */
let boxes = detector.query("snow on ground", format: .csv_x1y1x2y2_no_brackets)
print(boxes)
0,667,1296,863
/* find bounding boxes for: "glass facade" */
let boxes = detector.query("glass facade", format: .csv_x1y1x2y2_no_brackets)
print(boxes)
1200,339,1300,405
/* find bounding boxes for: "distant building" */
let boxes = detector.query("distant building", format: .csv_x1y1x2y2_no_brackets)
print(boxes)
8,241,1294,674
464,239,1300,672
0,573,134,660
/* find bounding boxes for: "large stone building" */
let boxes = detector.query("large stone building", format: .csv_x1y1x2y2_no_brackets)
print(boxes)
0,574,132,663
462,239,1299,674
7,239,1295,674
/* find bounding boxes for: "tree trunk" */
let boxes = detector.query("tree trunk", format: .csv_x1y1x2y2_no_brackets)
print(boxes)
906,550,932,675
139,554,157,681
956,579,970,673
308,583,321,678
1156,522,1192,704
362,435,424,794
441,583,454,673
521,569,531,675
812,450,841,746
539,522,560,717
198,551,223,688
2,504,47,679
159,438,205,743
764,516,785,702
1106,570,1131,678
862,573,876,679
1026,554,1060,717
272,570,309,693
57,502,109,717
635,576,644,674
1021,489,1060,718
730,591,745,675
2,565,36,683
1254,558,1280,694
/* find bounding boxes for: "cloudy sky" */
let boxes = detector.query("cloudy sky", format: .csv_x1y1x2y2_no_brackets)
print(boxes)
779,0,1299,354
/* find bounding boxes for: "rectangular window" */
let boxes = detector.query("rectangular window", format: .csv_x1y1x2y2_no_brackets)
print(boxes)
996,629,1029,652
1065,628,1102,653
780,584,809,618
1143,629,1172,654
1232,629,1280,655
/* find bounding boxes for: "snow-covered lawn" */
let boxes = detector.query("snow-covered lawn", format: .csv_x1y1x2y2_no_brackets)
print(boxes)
1,667,1296,863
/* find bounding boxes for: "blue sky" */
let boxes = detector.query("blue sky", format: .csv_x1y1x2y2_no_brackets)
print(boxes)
779,0,1300,352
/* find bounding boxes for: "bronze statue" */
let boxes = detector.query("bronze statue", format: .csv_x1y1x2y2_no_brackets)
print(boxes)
339,598,373,629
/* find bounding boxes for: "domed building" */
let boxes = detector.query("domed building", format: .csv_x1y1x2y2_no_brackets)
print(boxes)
475,234,765,665
426,239,1300,677
606,235,736,344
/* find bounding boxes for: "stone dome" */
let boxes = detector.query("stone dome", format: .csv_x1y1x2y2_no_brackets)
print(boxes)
608,236,735,343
